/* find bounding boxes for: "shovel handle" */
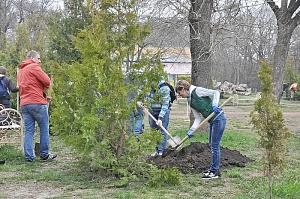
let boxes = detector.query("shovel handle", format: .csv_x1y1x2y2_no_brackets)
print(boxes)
140,106,179,145
174,96,233,148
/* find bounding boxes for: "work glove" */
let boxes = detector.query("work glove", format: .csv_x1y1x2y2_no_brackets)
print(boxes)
137,101,143,107
156,119,163,127
187,127,195,138
212,105,221,115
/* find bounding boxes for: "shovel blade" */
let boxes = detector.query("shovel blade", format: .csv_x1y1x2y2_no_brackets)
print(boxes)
162,147,176,158
167,135,181,147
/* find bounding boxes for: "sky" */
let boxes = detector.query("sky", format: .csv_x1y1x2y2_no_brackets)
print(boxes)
53,0,64,9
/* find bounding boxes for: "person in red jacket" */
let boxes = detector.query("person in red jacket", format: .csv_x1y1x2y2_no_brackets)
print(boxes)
17,50,57,162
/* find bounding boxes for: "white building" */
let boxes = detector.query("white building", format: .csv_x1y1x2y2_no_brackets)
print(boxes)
162,56,191,87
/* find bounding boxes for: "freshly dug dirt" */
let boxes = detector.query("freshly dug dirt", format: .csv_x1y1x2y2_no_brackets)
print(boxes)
147,142,253,174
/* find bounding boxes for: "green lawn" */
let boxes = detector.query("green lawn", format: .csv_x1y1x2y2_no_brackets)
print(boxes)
0,100,299,199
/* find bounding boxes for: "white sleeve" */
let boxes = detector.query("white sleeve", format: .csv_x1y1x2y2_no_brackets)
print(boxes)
195,87,220,107
190,107,203,129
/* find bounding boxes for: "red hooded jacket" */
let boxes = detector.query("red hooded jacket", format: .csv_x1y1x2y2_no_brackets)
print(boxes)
17,60,51,106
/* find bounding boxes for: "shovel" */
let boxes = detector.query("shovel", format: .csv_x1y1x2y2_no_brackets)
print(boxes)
137,103,181,147
162,96,233,158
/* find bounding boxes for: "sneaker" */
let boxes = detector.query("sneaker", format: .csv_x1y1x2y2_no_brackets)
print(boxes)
151,151,163,157
203,169,222,176
141,124,145,133
40,153,57,161
201,171,220,180
26,159,34,163
202,169,210,175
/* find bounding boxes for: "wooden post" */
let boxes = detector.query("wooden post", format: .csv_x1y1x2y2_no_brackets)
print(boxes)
17,68,19,112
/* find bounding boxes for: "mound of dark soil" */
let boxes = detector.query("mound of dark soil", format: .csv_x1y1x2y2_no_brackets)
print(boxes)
147,142,253,174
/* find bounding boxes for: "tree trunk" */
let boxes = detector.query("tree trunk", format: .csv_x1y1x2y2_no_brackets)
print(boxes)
189,0,213,88
116,119,126,159
272,24,293,103
266,0,300,103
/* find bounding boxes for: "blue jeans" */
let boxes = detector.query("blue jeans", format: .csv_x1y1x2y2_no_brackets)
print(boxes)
148,109,170,153
21,104,50,161
1,99,10,108
209,113,227,172
129,108,144,136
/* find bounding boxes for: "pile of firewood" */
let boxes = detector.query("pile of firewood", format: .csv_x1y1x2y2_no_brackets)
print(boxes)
219,81,251,96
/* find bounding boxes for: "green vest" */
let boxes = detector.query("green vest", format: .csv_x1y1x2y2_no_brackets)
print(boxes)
190,89,215,123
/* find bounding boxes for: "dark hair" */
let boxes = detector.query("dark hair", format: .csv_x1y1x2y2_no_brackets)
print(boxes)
0,66,6,75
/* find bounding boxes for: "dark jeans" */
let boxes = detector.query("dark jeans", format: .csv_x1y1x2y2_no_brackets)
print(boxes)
129,108,144,136
148,109,170,153
209,113,227,172
0,99,10,109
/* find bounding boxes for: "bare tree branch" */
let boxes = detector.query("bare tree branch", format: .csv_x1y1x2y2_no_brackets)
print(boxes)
289,0,300,14
288,0,296,9
293,12,300,26
281,0,288,10
266,0,280,14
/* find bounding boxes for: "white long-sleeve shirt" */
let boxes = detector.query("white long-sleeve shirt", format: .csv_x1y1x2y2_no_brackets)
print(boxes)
189,85,220,129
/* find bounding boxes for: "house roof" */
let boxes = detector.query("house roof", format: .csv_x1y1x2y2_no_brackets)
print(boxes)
162,56,191,75
161,56,191,63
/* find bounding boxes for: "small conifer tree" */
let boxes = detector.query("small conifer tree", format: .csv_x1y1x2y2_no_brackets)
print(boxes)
250,61,290,199
50,0,181,186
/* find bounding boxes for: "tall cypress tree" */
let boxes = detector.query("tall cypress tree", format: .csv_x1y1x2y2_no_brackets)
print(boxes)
51,0,165,176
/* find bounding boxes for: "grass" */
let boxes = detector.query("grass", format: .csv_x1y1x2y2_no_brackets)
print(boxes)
1,100,300,198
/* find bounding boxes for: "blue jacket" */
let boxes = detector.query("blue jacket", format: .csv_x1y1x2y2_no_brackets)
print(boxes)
0,74,19,100
146,80,171,119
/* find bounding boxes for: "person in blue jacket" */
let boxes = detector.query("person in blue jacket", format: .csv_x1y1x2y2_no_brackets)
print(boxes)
146,78,172,156
175,79,227,179
125,71,144,137
0,66,19,109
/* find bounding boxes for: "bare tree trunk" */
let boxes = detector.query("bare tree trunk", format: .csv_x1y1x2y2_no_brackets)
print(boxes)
272,25,293,103
116,119,126,159
189,0,213,88
266,0,300,103
268,159,273,199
